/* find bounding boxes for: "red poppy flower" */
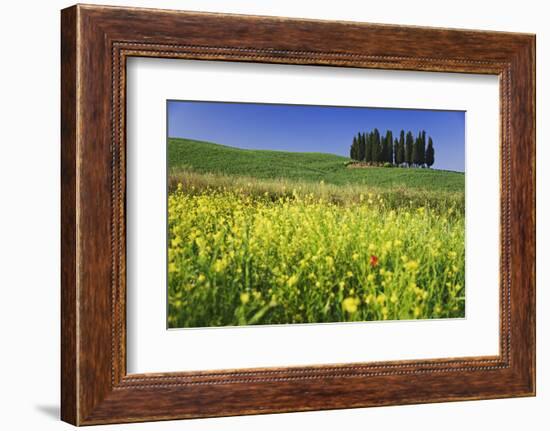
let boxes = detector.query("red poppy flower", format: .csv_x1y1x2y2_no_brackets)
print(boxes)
370,255,379,267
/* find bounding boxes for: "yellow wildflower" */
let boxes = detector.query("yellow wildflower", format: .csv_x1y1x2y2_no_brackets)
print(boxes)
240,292,250,304
404,260,419,272
342,297,360,314
287,275,298,287
213,258,228,273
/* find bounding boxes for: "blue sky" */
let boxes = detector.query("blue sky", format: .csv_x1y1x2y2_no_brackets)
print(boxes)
168,100,465,172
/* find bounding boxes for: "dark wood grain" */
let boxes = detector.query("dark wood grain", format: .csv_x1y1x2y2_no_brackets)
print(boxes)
61,4,536,425
60,5,77,425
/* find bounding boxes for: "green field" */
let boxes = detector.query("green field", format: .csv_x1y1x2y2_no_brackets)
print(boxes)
168,138,464,192
167,137,465,328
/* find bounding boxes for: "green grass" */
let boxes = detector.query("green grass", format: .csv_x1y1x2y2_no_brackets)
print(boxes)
169,169,464,213
168,138,464,193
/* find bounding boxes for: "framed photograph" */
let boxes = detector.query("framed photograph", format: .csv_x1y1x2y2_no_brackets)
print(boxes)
61,4,536,425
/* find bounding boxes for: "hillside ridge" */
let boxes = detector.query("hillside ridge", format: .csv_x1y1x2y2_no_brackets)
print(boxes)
168,137,464,193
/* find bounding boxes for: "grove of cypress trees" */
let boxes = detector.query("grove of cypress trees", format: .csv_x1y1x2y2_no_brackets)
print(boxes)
349,128,435,168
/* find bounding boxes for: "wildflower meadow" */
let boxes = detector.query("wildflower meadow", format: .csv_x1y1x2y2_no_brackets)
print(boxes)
167,139,465,328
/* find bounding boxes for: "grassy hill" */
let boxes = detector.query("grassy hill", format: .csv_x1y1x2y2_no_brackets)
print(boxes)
168,138,464,193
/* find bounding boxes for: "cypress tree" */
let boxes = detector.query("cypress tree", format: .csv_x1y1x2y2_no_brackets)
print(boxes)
372,128,381,163
397,130,405,166
394,138,400,165
350,136,357,160
419,130,426,167
369,131,375,163
384,130,393,163
426,137,435,168
358,132,366,161
363,132,370,162
405,131,414,167
390,132,394,164
412,135,420,166
381,133,388,163
365,132,371,163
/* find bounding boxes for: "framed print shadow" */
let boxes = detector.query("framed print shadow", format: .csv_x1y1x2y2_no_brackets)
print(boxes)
61,4,536,426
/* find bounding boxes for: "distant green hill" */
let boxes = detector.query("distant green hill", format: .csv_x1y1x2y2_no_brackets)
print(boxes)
168,138,464,193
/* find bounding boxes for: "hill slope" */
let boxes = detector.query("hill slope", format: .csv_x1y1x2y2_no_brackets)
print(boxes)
168,138,464,193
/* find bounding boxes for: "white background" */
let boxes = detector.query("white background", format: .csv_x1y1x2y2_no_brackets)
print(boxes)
127,59,500,373
0,0,547,430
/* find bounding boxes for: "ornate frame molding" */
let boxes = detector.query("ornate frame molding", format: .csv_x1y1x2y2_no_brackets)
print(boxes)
61,5,535,425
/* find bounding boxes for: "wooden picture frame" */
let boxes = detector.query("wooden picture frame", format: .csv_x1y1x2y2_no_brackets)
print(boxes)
61,4,535,425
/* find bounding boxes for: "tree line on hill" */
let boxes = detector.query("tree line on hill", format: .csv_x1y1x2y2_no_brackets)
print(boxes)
349,129,435,168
